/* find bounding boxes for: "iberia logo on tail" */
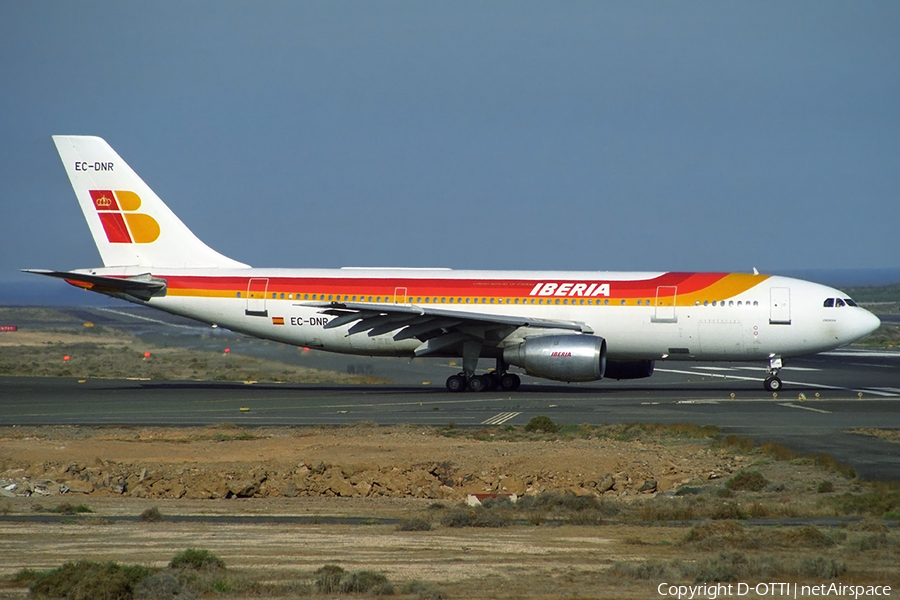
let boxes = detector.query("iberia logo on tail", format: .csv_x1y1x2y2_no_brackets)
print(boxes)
89,190,160,244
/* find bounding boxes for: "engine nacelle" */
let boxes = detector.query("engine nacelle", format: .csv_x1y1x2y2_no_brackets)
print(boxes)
604,359,655,380
503,335,607,382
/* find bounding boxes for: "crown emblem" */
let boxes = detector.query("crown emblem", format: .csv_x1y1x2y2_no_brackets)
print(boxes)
95,195,112,208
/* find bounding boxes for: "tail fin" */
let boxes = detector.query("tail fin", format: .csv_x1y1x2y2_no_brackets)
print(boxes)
52,135,249,269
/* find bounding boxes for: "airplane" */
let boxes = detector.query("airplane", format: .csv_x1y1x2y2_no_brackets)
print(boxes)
26,136,882,393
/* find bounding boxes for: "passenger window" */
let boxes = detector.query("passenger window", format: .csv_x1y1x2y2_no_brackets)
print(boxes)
237,292,241,298
637,300,642,306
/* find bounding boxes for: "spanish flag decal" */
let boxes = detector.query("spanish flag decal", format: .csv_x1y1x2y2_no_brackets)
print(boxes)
272,317,285,325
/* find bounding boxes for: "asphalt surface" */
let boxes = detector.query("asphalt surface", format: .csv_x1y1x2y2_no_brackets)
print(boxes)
2,305,900,481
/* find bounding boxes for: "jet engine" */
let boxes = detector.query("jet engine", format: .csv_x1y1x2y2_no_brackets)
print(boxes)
503,335,607,382
603,359,655,380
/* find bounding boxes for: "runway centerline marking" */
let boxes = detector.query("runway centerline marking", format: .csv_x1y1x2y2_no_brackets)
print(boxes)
777,403,832,414
656,367,891,397
481,412,522,425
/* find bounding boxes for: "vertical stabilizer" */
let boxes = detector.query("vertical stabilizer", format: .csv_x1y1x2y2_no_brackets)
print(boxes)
52,135,249,269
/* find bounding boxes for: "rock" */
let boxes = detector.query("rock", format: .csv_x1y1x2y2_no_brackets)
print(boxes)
324,473,356,497
638,480,658,494
596,474,615,493
228,479,262,498
64,481,94,494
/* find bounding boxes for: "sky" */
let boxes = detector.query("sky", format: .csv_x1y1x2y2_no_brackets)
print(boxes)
2,2,899,286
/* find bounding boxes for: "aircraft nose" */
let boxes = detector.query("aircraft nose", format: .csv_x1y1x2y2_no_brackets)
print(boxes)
857,309,881,339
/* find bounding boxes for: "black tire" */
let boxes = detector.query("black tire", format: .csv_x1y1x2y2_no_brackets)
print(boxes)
764,376,782,392
499,373,521,391
467,375,487,393
446,375,467,392
486,372,500,391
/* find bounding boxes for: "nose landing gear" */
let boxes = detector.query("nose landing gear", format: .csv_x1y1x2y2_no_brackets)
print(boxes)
764,355,783,392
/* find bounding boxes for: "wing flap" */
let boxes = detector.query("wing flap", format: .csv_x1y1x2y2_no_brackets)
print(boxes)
295,301,593,335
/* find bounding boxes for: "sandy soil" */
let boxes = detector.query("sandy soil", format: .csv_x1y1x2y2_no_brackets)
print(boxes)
0,425,751,501
2,426,899,599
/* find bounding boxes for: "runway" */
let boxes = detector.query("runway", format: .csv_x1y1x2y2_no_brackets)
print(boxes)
2,305,900,480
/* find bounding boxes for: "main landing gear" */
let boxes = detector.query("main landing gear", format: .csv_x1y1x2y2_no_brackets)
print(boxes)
764,355,783,392
445,371,521,393
445,354,521,393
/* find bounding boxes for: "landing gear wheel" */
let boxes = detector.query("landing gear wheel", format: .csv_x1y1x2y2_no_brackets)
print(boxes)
485,372,500,391
467,375,489,393
499,373,521,391
446,375,467,392
764,376,782,392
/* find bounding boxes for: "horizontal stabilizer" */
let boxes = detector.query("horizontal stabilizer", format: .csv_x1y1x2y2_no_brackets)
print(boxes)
23,269,167,301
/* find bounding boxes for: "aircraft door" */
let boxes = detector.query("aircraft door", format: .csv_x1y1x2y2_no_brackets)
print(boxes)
652,286,677,323
246,278,269,317
393,287,408,304
769,287,791,325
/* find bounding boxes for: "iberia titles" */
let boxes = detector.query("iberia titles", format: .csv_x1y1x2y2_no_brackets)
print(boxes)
528,283,610,297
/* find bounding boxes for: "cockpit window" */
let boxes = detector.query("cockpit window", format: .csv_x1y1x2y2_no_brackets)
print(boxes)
835,298,846,307
823,298,835,308
844,298,858,307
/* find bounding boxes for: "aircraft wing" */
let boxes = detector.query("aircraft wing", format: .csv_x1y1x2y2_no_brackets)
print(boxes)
23,269,167,301
297,300,593,357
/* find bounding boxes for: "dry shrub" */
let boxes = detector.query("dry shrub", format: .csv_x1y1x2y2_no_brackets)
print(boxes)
314,565,394,595
682,521,757,550
440,509,509,528
397,518,432,532
638,499,697,522
169,549,225,571
847,518,889,533
798,556,847,578
780,526,836,549
759,442,794,461
401,580,443,600
720,434,755,452
725,471,769,492
608,559,677,580
51,502,93,514
747,502,772,518
133,573,191,600
29,561,153,600
524,415,559,434
140,507,163,522
817,480,835,493
710,501,748,520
